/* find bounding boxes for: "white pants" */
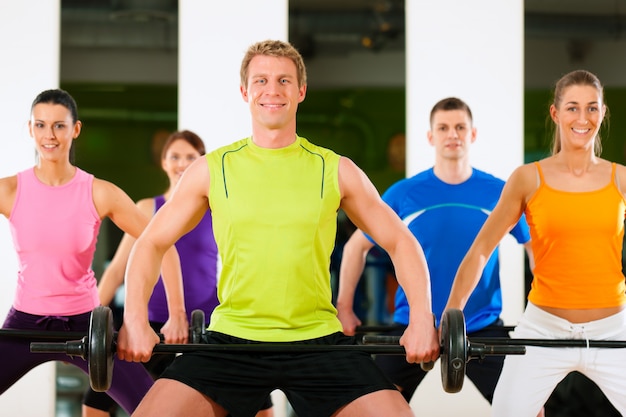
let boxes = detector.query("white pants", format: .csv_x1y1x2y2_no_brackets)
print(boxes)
491,303,626,417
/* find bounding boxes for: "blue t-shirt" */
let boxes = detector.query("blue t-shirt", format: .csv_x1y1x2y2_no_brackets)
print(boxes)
371,168,530,332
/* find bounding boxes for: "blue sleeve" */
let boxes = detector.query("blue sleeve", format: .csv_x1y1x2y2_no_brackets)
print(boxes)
509,213,531,244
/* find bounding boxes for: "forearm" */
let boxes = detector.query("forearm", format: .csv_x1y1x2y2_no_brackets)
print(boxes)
392,237,433,319
160,245,186,319
123,237,167,323
98,235,134,305
335,243,368,312
388,235,439,364
98,266,124,306
445,251,487,311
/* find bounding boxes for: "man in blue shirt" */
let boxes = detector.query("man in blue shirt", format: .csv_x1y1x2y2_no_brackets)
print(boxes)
337,97,533,404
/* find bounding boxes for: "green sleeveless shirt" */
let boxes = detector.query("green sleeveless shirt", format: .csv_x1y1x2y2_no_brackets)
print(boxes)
206,136,343,341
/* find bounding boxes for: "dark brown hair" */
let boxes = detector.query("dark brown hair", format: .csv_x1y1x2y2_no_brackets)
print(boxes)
429,97,473,127
160,130,206,160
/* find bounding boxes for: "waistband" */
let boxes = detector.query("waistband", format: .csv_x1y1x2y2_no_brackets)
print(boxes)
514,302,626,341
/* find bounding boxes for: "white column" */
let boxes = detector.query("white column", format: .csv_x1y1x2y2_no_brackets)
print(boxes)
0,1,60,416
178,0,288,151
178,1,289,415
406,1,524,415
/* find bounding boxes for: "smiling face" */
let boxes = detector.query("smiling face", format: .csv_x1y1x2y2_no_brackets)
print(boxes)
161,138,202,186
550,84,605,152
240,54,307,133
28,103,81,164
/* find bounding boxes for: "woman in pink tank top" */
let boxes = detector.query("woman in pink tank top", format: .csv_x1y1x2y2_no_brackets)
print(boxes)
444,70,626,416
0,89,183,416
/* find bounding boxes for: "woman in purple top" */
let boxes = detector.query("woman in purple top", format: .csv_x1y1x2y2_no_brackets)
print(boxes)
96,130,219,339
83,130,274,416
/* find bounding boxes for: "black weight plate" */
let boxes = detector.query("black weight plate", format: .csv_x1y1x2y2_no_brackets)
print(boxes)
189,309,206,344
440,308,467,393
88,306,114,392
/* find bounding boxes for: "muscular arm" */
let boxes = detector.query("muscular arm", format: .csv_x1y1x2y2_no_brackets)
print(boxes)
116,158,210,361
338,157,438,364
97,197,188,343
336,230,374,335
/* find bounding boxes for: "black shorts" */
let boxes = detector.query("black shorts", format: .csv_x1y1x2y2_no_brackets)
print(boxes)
161,331,397,417
83,322,273,412
374,320,509,403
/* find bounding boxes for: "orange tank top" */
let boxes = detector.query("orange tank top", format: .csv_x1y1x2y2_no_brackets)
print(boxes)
526,162,626,309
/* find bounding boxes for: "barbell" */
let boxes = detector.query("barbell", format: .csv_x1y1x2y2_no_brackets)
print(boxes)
30,306,409,391
30,306,626,393
30,306,525,392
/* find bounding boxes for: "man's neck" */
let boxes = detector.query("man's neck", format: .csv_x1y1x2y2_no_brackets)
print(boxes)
432,159,472,185
250,122,298,149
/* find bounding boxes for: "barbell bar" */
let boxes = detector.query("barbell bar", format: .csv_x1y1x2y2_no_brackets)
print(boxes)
34,306,626,394
31,306,409,391
30,306,523,393
363,335,626,349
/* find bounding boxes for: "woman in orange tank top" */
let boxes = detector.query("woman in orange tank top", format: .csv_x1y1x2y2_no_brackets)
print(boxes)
445,69,626,417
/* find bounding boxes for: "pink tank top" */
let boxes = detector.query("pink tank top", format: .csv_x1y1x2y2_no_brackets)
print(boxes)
10,168,101,315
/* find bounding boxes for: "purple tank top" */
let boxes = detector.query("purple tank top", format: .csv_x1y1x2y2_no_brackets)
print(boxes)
147,195,219,324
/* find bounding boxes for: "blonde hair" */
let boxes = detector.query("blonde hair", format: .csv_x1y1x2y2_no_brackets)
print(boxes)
240,40,307,88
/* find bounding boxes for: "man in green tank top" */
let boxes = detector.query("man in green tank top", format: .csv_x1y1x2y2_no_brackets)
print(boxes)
117,39,439,417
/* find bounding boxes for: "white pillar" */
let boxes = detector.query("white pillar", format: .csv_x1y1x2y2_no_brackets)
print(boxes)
178,0,288,151
405,1,524,415
178,1,289,415
0,1,60,416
